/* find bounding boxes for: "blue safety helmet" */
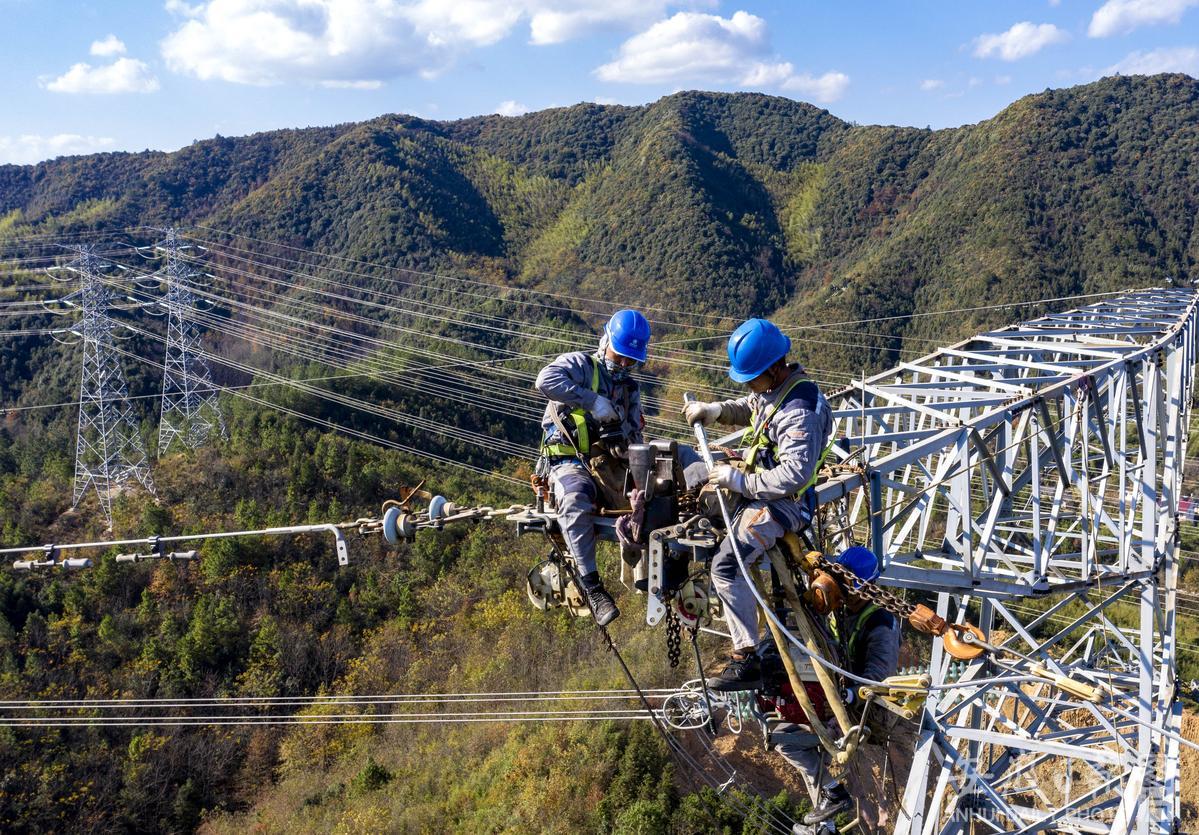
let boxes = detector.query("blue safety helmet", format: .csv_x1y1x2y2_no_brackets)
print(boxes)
605,309,651,363
727,318,791,383
836,546,881,588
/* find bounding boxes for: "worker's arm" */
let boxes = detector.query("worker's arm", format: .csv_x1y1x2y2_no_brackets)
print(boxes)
535,353,598,411
715,397,753,427
741,396,831,500
858,612,901,684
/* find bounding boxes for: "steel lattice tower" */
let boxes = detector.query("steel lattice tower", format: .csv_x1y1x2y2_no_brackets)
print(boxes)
65,245,155,525
806,288,1195,834
155,229,225,455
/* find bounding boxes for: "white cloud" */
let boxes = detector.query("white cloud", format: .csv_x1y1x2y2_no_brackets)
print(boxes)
320,79,382,88
995,74,1012,84
973,21,1069,61
45,57,160,94
165,0,203,15
0,134,116,165
496,99,530,116
1106,46,1199,76
782,71,849,103
90,35,127,57
160,0,694,86
529,1,680,45
920,78,944,91
594,11,848,102
1089,0,1199,37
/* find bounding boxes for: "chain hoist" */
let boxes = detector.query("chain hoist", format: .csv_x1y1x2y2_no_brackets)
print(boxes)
778,544,987,661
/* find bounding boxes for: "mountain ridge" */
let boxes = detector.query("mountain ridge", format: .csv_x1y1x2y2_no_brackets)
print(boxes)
1,73,1197,369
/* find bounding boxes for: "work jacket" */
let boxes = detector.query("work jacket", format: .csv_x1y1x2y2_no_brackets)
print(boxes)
715,365,833,501
833,603,901,685
536,351,644,456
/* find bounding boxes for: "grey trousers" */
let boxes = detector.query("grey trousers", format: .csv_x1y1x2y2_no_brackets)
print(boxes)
709,500,807,650
677,444,811,651
549,459,599,576
773,721,832,805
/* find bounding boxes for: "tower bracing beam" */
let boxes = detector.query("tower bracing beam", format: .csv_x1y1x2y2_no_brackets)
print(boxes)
814,288,1196,835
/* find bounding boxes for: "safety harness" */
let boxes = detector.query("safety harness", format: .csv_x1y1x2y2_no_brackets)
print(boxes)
740,374,833,494
832,602,882,662
542,357,601,458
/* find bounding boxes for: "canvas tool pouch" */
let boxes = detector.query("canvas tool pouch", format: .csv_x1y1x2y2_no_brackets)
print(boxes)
588,441,631,511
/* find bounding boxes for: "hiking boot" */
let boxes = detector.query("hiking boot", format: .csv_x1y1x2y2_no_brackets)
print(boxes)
578,572,619,627
802,783,851,825
706,652,762,692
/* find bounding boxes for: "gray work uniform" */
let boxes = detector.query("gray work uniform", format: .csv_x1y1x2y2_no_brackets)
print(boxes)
706,365,833,651
774,607,901,803
535,350,644,576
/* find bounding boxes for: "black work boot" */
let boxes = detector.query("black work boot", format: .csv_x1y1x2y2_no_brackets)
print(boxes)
578,572,619,627
705,651,762,692
802,783,851,825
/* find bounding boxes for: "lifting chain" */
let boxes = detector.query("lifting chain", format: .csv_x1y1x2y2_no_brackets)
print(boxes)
665,605,682,669
820,556,917,619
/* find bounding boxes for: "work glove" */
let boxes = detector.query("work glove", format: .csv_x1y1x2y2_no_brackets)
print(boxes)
683,400,722,426
708,463,747,496
590,394,619,424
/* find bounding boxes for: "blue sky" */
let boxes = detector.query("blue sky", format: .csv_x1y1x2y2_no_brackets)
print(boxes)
1,0,1197,164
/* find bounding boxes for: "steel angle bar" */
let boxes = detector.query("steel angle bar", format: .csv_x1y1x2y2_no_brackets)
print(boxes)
941,725,1125,767
898,362,1042,395
853,380,966,425
973,335,1132,360
1007,776,1124,835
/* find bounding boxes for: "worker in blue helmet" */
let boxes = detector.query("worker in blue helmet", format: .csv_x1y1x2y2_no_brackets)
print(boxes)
778,546,901,833
535,309,650,626
682,318,834,690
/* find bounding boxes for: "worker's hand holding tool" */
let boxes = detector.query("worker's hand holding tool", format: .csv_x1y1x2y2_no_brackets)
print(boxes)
708,463,746,495
683,400,722,427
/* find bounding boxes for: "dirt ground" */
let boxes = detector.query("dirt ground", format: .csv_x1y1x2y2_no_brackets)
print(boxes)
1181,710,1197,826
705,717,920,834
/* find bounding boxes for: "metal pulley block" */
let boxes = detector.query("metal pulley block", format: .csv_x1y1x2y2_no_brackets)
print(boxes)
525,558,589,617
803,570,843,615
675,576,711,628
526,559,563,611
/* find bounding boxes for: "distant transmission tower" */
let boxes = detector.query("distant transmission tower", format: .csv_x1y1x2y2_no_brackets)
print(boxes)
61,245,155,525
154,228,225,455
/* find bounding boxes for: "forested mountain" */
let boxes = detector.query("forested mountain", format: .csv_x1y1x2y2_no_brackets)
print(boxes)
3,73,1196,350
2,74,1199,833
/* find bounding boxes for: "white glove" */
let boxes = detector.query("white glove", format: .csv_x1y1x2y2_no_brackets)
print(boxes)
682,400,722,427
590,394,618,424
708,464,746,495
